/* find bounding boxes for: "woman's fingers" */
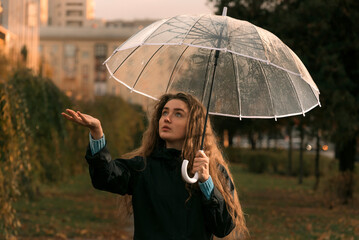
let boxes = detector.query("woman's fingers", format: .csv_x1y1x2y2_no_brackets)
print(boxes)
62,109,86,125
195,150,207,158
65,109,79,119
191,150,210,182
192,158,209,171
61,112,73,120
62,110,79,122
77,111,89,124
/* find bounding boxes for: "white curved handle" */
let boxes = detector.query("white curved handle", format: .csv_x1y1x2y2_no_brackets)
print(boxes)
181,160,198,184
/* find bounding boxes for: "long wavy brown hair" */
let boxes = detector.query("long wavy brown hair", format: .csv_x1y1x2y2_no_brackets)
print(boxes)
119,92,249,239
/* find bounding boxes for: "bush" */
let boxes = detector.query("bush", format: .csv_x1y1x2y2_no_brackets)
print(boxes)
0,68,146,238
224,147,333,177
79,95,146,158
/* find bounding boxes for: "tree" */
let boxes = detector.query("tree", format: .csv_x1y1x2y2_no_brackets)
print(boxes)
208,0,359,202
274,0,359,202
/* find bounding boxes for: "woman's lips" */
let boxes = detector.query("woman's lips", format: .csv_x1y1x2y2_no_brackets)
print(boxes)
162,126,171,131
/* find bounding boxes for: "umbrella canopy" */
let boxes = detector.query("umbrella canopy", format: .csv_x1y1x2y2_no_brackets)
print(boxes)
104,10,320,120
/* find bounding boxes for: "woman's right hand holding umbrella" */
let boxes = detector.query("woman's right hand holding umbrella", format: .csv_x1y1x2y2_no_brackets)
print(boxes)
61,109,103,139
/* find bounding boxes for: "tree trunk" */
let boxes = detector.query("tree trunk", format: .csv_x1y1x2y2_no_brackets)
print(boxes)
248,129,257,150
338,138,356,172
258,131,262,149
274,132,278,150
287,124,293,176
298,122,304,184
313,130,321,191
337,137,356,204
228,129,234,147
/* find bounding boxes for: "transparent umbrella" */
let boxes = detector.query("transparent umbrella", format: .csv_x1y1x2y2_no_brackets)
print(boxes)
104,8,320,183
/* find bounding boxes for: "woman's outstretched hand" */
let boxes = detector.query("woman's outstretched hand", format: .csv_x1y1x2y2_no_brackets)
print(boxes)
192,150,210,183
61,109,103,139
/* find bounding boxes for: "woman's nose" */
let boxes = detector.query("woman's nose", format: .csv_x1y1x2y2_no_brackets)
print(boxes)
164,114,171,123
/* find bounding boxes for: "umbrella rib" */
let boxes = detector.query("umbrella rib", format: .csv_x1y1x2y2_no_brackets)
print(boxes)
146,17,195,41
208,110,321,119
111,46,140,75
165,45,190,93
190,17,221,38
308,84,321,107
142,16,177,44
258,62,277,119
230,52,242,120
285,50,321,107
181,15,206,43
149,29,187,40
208,15,220,37
225,13,230,49
252,25,270,62
282,48,314,115
285,71,305,116
201,49,215,103
132,45,164,89
186,39,217,47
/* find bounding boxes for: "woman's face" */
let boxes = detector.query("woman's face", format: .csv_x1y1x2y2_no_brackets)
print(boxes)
159,99,189,150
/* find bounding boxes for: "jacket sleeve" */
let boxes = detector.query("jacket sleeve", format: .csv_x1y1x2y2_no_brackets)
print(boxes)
201,165,236,238
85,144,142,195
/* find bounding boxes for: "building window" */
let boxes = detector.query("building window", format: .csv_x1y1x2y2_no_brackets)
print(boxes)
82,51,89,58
27,2,38,27
95,44,107,57
51,45,58,53
63,44,77,81
94,43,108,83
94,82,106,96
66,21,82,27
66,10,83,17
51,45,58,65
66,2,83,6
82,64,89,82
65,44,76,57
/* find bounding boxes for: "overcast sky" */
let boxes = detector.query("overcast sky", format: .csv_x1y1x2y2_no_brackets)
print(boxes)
93,0,215,20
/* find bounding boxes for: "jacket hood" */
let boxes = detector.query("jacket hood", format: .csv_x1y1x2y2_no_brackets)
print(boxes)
150,147,182,170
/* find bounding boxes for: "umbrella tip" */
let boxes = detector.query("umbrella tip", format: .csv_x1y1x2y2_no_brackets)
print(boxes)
222,7,227,16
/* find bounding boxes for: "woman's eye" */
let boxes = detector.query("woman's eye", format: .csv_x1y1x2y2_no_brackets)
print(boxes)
175,112,182,117
162,111,168,116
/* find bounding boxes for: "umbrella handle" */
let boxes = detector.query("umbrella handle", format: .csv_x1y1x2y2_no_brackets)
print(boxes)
181,160,199,184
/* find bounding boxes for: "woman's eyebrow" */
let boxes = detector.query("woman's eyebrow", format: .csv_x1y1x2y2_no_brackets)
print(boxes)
163,107,186,112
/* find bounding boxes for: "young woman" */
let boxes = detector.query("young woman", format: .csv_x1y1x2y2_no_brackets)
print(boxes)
62,92,248,239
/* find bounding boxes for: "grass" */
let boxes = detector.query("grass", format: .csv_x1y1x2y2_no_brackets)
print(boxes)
14,174,132,240
13,165,359,240
229,164,359,240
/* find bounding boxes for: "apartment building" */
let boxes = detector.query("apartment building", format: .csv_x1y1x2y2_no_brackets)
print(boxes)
40,25,140,101
37,0,154,106
46,0,94,27
0,0,39,71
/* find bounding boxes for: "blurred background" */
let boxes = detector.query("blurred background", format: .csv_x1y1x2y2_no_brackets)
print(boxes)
0,0,358,239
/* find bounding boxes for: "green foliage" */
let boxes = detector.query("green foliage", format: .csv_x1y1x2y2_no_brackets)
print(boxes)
79,95,146,157
0,68,77,238
0,83,23,238
209,0,359,203
0,67,146,238
5,68,79,185
224,147,333,177
209,0,359,169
